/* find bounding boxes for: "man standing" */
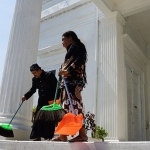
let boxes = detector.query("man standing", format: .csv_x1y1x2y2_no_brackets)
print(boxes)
22,64,57,141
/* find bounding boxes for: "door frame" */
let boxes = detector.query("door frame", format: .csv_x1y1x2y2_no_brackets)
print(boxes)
125,63,144,140
123,34,148,140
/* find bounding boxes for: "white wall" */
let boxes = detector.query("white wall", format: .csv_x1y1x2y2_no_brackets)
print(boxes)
37,0,150,141
42,0,64,11
37,2,98,115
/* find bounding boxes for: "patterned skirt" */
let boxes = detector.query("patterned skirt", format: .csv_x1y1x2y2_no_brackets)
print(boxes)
60,83,84,115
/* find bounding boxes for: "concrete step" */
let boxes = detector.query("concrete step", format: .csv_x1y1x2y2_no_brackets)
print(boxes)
0,140,150,150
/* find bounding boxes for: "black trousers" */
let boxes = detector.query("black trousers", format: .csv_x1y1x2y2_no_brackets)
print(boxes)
30,105,55,140
30,121,55,140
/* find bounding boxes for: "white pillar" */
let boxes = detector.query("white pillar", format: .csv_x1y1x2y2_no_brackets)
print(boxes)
0,0,42,140
96,11,127,141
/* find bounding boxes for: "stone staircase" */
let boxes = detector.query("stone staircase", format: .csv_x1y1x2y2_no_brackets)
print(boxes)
0,140,149,150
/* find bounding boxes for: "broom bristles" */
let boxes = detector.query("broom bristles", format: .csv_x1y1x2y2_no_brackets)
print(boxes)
0,126,14,137
35,109,66,122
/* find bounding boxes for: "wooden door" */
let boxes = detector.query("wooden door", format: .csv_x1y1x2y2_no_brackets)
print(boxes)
126,67,142,141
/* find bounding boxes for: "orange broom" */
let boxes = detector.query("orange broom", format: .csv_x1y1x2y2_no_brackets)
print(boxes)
55,75,83,135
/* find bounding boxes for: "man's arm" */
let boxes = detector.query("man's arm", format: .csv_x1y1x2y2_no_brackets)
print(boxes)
22,78,36,101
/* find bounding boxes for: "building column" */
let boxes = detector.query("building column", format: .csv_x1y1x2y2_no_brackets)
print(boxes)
0,0,42,140
96,11,127,141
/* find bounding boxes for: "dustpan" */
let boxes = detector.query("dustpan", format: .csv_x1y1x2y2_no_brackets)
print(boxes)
55,113,83,135
55,76,83,135
48,99,60,105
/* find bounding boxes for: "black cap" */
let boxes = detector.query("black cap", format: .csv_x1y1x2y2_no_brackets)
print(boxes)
30,64,41,71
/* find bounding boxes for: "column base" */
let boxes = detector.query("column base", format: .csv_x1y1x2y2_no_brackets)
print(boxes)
0,128,31,141
0,114,32,140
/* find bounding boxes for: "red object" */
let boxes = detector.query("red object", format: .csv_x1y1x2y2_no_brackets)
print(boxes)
55,113,83,135
48,99,60,104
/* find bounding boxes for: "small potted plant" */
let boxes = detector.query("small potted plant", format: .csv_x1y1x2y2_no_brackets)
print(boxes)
91,126,108,142
31,106,37,123
84,111,108,142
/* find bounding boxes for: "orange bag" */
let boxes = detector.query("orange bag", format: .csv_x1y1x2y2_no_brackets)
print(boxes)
48,99,60,105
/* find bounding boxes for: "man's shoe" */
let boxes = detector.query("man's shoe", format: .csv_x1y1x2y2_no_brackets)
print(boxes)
33,137,41,141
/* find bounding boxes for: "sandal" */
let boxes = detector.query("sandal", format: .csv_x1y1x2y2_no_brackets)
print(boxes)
51,136,67,142
69,135,88,142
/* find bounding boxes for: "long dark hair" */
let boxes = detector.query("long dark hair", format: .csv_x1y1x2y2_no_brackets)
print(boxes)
62,31,88,84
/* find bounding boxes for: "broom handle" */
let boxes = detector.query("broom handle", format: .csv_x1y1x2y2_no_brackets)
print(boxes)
54,76,60,103
9,101,24,125
62,75,76,115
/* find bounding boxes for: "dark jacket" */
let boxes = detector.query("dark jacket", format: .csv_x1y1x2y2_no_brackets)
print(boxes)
62,42,87,86
64,42,86,73
24,70,57,107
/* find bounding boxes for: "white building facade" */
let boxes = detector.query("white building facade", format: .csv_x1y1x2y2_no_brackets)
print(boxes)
1,0,150,141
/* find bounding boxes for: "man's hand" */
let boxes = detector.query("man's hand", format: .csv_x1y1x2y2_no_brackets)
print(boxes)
22,96,26,102
58,69,68,77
